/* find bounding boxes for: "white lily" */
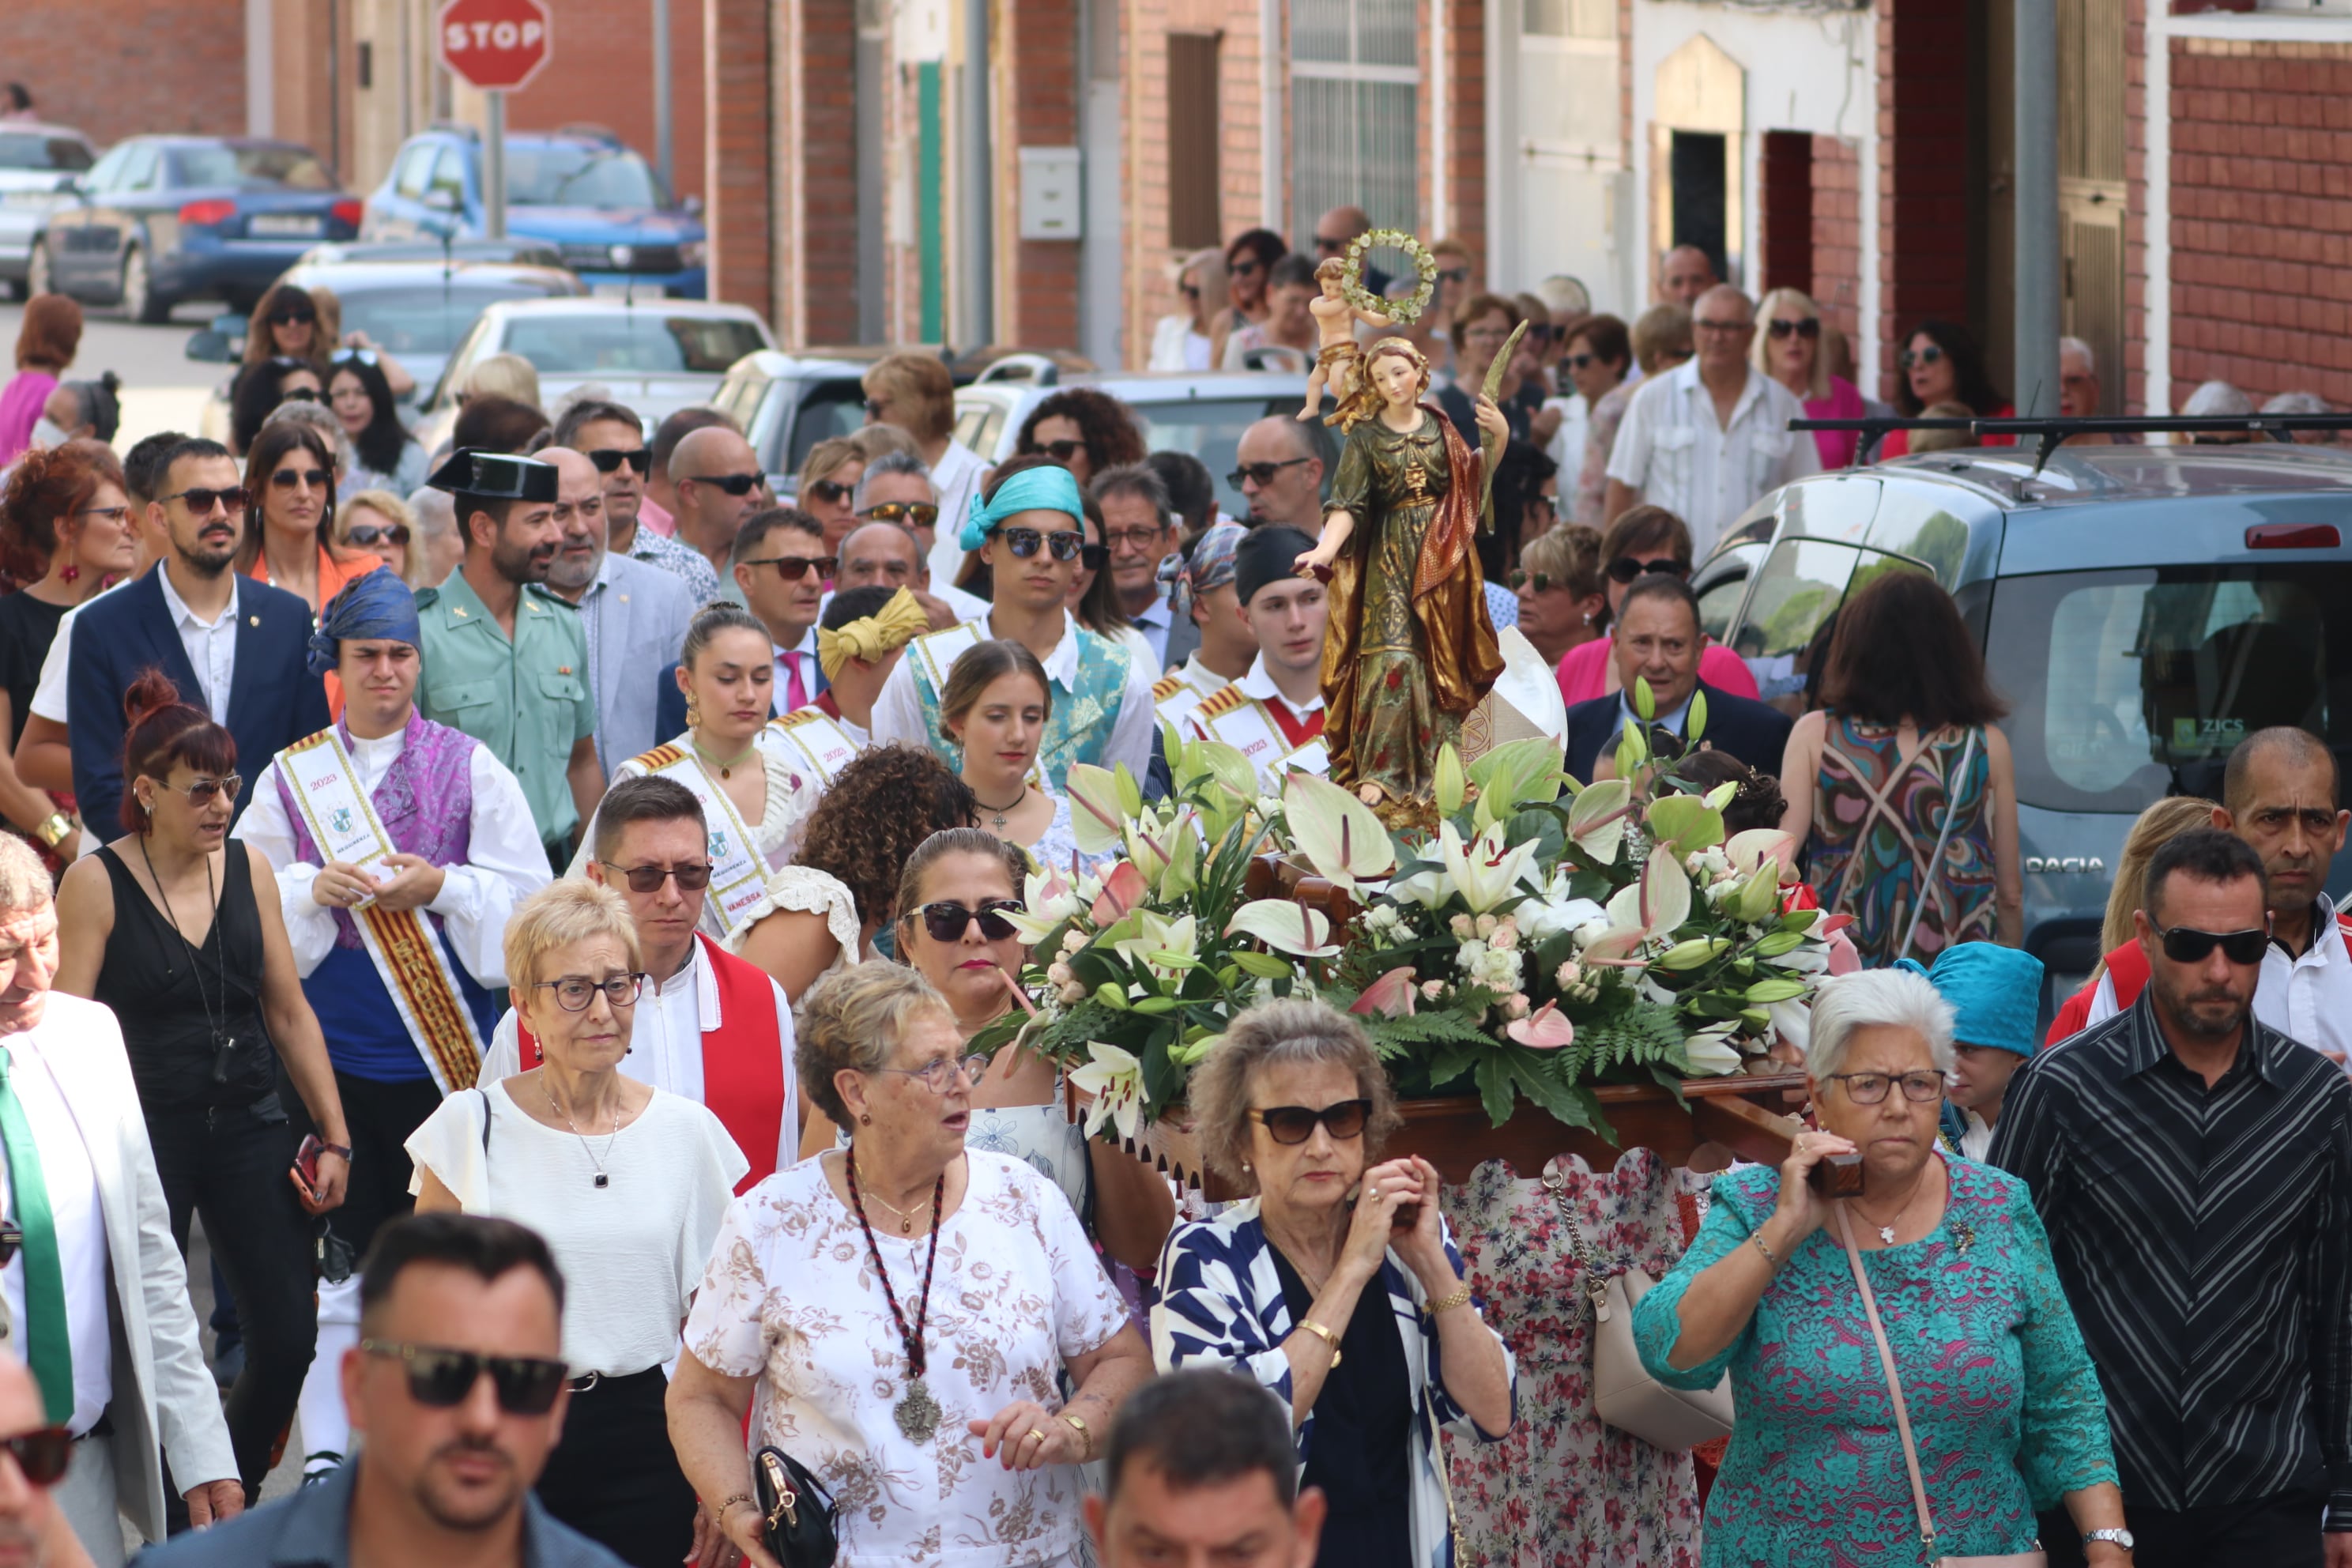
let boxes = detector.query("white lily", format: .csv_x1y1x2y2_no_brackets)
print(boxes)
1226,899,1339,959
1000,865,1082,945
1109,911,1199,980
1069,1042,1145,1142
1768,998,1813,1057
1439,820,1540,917
1683,1023,1744,1076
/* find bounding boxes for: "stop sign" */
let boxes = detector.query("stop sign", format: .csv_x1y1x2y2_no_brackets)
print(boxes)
436,0,552,92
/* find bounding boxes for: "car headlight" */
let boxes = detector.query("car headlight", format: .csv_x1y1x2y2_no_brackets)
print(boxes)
609,243,635,269
680,239,706,269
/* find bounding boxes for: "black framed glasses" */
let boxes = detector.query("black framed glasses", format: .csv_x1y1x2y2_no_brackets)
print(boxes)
1247,1099,1372,1145
1768,317,1822,341
807,477,856,504
877,1052,992,1093
1435,266,1472,285
1038,439,1092,464
1508,569,1556,593
156,774,243,806
688,472,764,497
277,387,322,404
360,1340,568,1415
862,397,891,417
532,973,647,1012
1103,525,1170,552
1227,457,1312,489
917,898,1025,943
0,1426,70,1487
600,860,713,893
744,554,836,581
858,500,939,528
1229,258,1265,279
270,466,330,490
1313,235,1350,254
996,526,1086,564
345,522,412,548
1899,345,1947,370
1605,554,1690,584
164,486,250,517
586,447,652,475
1824,1071,1946,1106
2153,923,2269,966
1565,352,1597,371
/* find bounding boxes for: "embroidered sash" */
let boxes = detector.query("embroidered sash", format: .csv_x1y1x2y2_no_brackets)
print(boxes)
1190,684,1329,790
1152,669,1213,734
760,708,862,790
628,743,771,938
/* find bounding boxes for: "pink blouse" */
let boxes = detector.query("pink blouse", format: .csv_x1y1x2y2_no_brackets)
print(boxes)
1556,633,1761,708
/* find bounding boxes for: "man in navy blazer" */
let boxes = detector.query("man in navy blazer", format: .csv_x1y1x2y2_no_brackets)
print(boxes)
1562,573,1792,784
68,439,329,831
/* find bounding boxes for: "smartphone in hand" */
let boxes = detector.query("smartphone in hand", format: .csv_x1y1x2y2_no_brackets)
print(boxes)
291,1134,326,1201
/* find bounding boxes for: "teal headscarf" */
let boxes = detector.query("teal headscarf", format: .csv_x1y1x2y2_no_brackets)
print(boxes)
1897,944,2045,1057
959,464,1085,551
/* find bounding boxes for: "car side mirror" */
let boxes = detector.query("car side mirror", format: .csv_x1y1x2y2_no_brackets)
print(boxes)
681,194,703,218
183,328,233,364
424,188,459,213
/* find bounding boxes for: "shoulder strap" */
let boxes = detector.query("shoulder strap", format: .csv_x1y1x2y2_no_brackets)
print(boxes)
1834,1204,1938,1555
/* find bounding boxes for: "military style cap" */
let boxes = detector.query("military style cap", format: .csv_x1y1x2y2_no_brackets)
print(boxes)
425,447,560,503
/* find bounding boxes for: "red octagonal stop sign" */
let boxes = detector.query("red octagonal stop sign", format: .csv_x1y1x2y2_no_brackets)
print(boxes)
436,0,552,92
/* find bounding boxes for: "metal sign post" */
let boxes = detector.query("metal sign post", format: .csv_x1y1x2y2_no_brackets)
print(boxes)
485,91,507,239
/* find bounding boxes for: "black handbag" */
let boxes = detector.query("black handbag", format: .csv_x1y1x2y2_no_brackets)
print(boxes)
753,1445,838,1568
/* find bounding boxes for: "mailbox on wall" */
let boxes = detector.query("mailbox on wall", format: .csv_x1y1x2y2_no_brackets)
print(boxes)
1017,146,1084,241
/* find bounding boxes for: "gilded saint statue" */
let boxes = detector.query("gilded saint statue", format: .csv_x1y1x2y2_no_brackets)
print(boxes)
1294,337,1507,827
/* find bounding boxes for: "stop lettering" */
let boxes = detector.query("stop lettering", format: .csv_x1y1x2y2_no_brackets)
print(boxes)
435,0,553,92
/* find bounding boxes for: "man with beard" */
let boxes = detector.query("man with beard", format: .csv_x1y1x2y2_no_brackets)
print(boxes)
65,437,327,834
137,1212,626,1567
415,450,605,864
1992,828,2352,1568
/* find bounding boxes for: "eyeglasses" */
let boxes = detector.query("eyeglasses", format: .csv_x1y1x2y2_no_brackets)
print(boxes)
277,388,322,404
995,526,1087,564
1103,525,1170,552
1436,267,1472,285
344,522,411,548
1178,282,1201,301
1246,1099,1372,1144
153,774,243,806
744,554,836,581
1313,235,1350,254
164,486,249,517
360,1340,568,1415
1899,345,1947,370
270,466,330,490
1227,457,1313,488
1768,318,1822,341
531,973,648,1012
599,860,714,893
1508,568,1558,593
1038,439,1093,465
269,308,317,327
1606,554,1690,584
688,472,764,498
0,1427,70,1487
586,447,652,475
876,1052,993,1093
916,898,1026,943
858,500,940,528
861,397,891,417
74,504,130,525
807,477,856,505
2153,923,2269,966
1230,258,1265,278
330,347,379,367
1565,352,1597,371
1824,1071,1946,1106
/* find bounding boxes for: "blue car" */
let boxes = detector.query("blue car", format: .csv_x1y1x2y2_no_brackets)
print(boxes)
361,126,706,298
28,137,359,322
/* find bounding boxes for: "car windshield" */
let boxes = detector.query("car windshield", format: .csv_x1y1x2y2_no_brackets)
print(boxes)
1131,396,1304,518
0,134,92,172
1984,564,2352,812
167,144,334,191
785,383,870,471
507,145,664,208
499,314,765,375
334,281,573,357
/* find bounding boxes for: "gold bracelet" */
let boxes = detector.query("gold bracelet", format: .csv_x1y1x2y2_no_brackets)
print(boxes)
1293,1318,1343,1365
1059,1410,1093,1461
33,812,69,850
1751,1230,1782,1271
715,1491,754,1516
1425,1280,1474,1316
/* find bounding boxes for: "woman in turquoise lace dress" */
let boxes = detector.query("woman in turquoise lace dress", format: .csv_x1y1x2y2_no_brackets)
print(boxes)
1632,969,2133,1566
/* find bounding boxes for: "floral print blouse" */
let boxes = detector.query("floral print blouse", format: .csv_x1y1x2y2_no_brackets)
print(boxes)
1631,1156,2117,1565
683,1151,1131,1568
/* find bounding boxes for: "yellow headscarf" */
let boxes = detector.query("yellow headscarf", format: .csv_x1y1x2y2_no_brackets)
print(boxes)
816,586,930,681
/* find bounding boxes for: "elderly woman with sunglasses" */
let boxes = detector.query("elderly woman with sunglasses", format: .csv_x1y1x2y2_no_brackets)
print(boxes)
409,878,747,1568
1631,968,2129,1566
1153,998,1513,1568
673,959,1151,1568
1753,288,1868,469
1553,504,1760,707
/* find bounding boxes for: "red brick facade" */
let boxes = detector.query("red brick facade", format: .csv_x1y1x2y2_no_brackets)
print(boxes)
1875,0,1975,404
702,0,772,317
1000,0,1082,349
0,0,246,147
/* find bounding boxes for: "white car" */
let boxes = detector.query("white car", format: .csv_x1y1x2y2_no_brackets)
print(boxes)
416,296,777,450
0,124,98,300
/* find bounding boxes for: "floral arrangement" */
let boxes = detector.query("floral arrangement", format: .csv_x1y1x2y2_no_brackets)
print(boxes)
1342,228,1438,324
974,688,1843,1144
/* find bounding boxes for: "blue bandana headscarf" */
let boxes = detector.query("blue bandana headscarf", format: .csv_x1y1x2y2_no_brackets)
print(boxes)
1896,944,2046,1057
307,565,423,676
958,464,1086,552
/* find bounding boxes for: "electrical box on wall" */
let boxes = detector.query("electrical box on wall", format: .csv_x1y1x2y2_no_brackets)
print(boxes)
1018,147,1083,240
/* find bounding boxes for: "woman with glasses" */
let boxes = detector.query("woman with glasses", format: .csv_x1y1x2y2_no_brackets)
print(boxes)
335,488,416,584
409,878,747,1568
1883,318,2015,458
1148,246,1228,371
1554,505,1760,705
1015,387,1149,495
795,434,865,557
1548,312,1629,498
1154,997,1514,1568
243,283,333,374
1208,227,1289,370
673,958,1152,1568
326,351,427,499
1633,968,2128,1566
227,355,325,460
236,420,384,624
1754,288,1868,469
1509,523,1607,667
1438,293,1544,447
54,671,352,1505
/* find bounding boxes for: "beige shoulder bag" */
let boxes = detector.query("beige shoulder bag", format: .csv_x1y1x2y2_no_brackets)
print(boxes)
1544,1170,1734,1451
1833,1202,2045,1567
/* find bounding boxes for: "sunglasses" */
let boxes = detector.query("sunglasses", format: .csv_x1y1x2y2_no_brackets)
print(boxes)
1227,457,1312,488
1247,1099,1371,1145
745,554,836,581
917,899,1026,943
277,387,322,404
1508,568,1557,593
807,477,856,504
1565,352,1597,371
165,486,250,517
330,347,379,367
1437,267,1472,285
0,1427,70,1487
996,526,1087,564
345,522,411,548
1313,236,1350,254
1900,344,1947,369
1230,258,1265,278
1178,282,1201,300
270,466,330,490
1606,554,1690,584
600,860,714,893
689,472,765,497
75,503,131,526
532,973,648,1012
1768,318,1822,341
859,500,939,528
360,1340,568,1415
1824,1071,1945,1106
153,774,243,806
1038,439,1092,464
2153,923,2269,966
270,310,317,327
862,397,891,417
587,447,652,475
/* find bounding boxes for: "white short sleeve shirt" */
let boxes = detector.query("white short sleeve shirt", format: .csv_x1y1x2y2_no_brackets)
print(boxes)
1604,360,1821,557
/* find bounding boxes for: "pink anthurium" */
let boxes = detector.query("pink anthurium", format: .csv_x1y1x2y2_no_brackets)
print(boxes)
1349,966,1419,1019
1090,860,1148,925
1506,999,1576,1049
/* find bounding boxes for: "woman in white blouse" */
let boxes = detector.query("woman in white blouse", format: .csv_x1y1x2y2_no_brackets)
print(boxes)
670,961,1152,1568
408,880,748,1568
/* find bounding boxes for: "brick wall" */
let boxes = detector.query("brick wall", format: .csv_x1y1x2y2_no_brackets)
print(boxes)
1813,134,1862,345
771,0,857,347
503,0,709,201
1875,0,1973,402
1444,0,1486,268
2123,0,2147,410
999,0,1082,349
0,0,246,145
703,0,772,315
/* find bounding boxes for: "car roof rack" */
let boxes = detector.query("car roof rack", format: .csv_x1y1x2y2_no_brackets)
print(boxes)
1792,413,2352,473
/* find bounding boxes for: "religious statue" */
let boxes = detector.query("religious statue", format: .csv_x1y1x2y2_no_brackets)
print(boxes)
1298,258,1392,420
1295,336,1510,828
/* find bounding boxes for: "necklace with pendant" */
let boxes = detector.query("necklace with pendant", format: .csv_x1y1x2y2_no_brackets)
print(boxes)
1846,1169,1930,1246
846,1148,945,1442
972,785,1028,834
692,735,760,781
547,1080,624,1189
860,1183,925,1235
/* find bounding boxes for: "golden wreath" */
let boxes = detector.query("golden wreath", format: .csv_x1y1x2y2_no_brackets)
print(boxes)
1342,230,1438,325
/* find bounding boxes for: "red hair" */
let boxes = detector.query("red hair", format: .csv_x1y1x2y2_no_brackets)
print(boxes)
0,439,123,583
120,671,238,834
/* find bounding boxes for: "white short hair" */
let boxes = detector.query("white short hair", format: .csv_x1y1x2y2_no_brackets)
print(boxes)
2058,336,2095,375
2183,379,2254,419
1805,968,1956,1082
2263,390,2330,416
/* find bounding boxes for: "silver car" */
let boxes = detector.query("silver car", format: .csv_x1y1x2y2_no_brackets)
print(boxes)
0,124,98,299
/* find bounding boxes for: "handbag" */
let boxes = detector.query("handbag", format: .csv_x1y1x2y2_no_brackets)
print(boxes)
1833,1203,2044,1568
1544,1170,1735,1451
752,1445,839,1568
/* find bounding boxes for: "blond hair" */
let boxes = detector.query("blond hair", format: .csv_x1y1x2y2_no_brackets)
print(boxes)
793,961,955,1125
502,880,642,997
1186,999,1400,1193
1753,287,1831,401
862,354,956,444
2101,797,2219,959
462,352,541,411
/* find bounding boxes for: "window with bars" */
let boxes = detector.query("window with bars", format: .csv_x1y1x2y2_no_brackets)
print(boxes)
1290,0,1420,254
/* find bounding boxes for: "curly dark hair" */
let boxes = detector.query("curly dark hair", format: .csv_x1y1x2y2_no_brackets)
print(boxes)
793,745,978,926
1015,389,1148,473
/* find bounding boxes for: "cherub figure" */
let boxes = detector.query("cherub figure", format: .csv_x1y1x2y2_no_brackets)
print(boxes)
1299,257,1393,420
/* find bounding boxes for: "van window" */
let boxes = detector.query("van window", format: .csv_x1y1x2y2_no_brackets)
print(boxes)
393,144,437,198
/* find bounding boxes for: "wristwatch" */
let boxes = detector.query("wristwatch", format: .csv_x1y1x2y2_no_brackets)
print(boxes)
2082,1528,2134,1551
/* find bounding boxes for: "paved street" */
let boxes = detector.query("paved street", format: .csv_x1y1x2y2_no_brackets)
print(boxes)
0,298,223,452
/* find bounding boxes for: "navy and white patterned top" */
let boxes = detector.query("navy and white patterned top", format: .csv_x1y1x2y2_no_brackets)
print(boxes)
1151,1198,1517,1568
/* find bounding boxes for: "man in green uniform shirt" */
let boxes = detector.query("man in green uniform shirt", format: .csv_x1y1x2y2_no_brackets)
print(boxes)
414,449,606,865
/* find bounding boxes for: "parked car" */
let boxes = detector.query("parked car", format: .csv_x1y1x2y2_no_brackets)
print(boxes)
414,296,776,452
716,347,903,496
0,123,98,300
362,125,707,298
27,137,358,321
1698,439,2352,1019
293,237,569,270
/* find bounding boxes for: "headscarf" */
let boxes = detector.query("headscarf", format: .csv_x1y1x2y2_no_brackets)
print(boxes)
1159,521,1245,619
816,586,929,681
958,464,1085,551
307,564,422,676
1896,944,2045,1058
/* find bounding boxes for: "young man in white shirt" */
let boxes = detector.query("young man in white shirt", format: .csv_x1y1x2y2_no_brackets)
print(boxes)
1187,526,1329,789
